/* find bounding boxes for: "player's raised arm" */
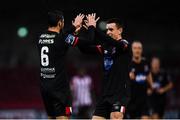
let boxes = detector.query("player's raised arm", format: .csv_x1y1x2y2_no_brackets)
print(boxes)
64,13,98,47
84,13,100,28
63,13,84,35
72,13,85,33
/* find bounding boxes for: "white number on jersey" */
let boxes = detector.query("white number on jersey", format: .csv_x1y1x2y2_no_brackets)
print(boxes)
41,46,49,66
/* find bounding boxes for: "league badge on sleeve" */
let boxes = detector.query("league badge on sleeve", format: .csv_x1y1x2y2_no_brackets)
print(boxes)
65,34,76,45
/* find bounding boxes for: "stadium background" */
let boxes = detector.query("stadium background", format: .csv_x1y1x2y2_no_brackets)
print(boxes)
0,0,179,118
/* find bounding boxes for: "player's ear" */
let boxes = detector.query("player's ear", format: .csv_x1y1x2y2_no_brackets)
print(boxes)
118,27,123,34
58,20,63,29
58,21,61,26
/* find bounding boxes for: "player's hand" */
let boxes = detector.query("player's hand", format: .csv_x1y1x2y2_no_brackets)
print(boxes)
84,13,100,28
72,13,85,29
129,72,135,80
156,88,165,94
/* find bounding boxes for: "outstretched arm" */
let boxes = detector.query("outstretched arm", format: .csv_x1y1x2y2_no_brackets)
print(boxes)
64,13,84,35
64,13,98,47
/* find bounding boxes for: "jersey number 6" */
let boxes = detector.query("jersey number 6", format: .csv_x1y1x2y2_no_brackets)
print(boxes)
41,46,49,66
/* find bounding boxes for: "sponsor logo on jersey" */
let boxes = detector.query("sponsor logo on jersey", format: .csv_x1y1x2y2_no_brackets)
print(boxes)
135,74,147,83
40,73,56,79
41,67,55,73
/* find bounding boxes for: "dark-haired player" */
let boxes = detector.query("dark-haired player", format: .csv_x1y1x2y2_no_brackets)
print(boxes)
37,11,97,119
79,15,130,119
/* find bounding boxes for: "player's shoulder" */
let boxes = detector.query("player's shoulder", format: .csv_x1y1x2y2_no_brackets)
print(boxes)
120,39,130,48
37,30,46,39
38,30,58,38
120,39,131,54
36,30,47,44
121,39,129,44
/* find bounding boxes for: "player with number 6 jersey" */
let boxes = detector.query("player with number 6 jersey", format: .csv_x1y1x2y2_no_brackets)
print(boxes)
36,10,96,119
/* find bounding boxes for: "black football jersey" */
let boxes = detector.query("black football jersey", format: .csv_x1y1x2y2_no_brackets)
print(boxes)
129,58,150,98
37,25,95,92
37,30,79,91
152,70,172,96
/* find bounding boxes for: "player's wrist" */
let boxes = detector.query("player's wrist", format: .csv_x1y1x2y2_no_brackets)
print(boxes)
73,24,81,29
88,23,96,27
88,25,96,28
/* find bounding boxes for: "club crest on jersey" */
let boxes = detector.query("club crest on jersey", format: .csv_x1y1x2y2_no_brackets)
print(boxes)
104,57,113,71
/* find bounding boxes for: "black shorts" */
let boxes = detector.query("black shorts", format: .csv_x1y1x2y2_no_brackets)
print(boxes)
93,96,126,119
126,97,149,118
41,88,72,117
149,95,166,117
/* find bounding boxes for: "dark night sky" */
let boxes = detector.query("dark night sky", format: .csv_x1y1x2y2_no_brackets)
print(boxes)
0,0,180,18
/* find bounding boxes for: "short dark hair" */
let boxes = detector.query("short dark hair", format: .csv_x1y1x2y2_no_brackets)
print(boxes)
48,10,64,27
106,18,123,29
